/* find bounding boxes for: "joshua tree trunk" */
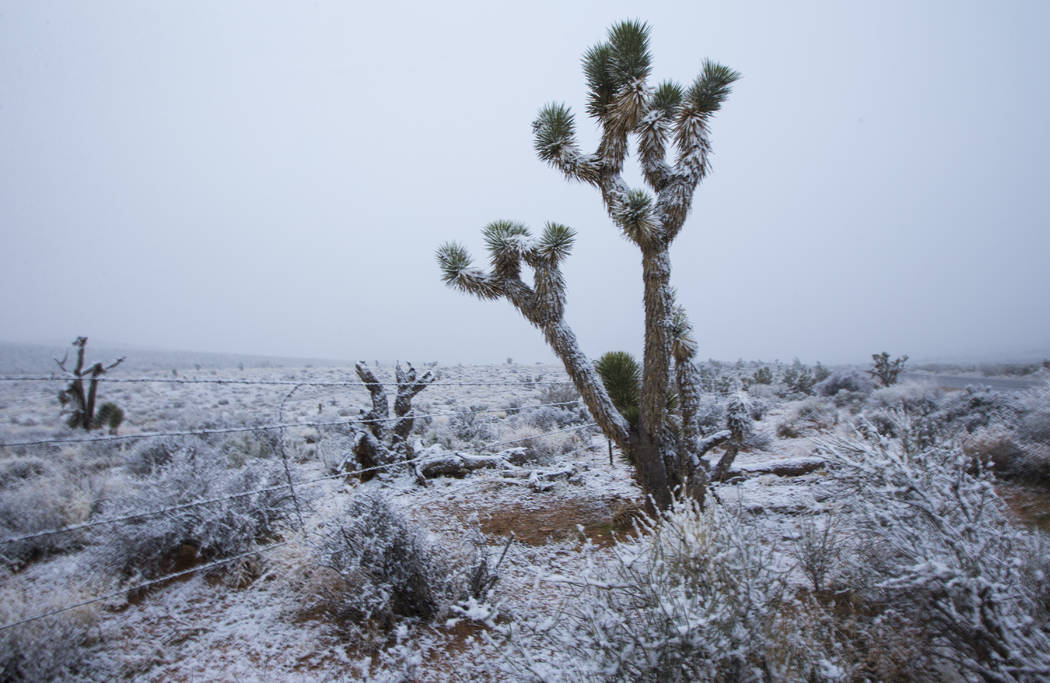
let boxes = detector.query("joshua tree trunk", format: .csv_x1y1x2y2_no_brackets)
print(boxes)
352,361,434,478
438,21,738,508
55,337,125,430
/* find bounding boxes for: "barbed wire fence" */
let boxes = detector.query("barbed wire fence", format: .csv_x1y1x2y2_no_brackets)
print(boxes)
0,369,603,633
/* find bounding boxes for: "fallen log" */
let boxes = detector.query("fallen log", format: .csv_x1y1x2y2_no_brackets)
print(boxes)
723,457,826,481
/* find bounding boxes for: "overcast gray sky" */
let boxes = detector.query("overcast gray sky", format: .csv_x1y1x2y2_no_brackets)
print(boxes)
2,0,1047,365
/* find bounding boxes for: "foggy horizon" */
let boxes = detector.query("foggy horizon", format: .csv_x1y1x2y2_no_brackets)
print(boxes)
3,1,1048,367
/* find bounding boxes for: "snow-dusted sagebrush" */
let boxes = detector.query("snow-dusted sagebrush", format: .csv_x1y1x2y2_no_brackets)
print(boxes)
498,499,838,682
302,492,491,645
821,415,1050,680
98,443,295,580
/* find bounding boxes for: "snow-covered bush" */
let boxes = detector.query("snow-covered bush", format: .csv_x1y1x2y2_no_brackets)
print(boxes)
217,429,281,466
789,515,842,593
446,405,498,446
1017,382,1050,445
866,380,942,414
779,359,816,396
522,404,579,431
0,458,111,568
775,397,837,438
821,418,1050,679
814,369,873,397
693,394,726,434
0,587,109,681
98,447,294,579
963,427,1050,487
303,492,482,644
935,384,1019,435
537,382,580,406
500,498,839,681
125,436,182,475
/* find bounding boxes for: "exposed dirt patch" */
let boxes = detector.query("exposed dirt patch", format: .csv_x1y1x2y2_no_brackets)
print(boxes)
437,497,644,547
998,483,1050,531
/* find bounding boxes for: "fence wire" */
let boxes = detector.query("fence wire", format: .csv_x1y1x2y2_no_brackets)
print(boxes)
0,375,572,387
0,541,292,632
0,401,584,449
1,421,598,547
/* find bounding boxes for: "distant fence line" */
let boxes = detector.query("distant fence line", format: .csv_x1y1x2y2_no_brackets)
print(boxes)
0,400,583,449
0,375,573,387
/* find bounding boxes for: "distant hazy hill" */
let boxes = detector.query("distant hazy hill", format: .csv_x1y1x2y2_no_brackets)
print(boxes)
0,341,351,374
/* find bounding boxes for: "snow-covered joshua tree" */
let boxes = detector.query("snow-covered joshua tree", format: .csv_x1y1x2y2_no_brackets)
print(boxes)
437,21,738,508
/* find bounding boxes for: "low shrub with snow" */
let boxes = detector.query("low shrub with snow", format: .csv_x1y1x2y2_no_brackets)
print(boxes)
302,492,487,644
98,446,294,579
499,499,840,681
693,394,726,434
866,380,943,414
775,397,837,438
814,368,873,397
521,404,580,431
446,405,498,446
0,587,110,681
1017,382,1050,445
0,455,116,568
821,417,1050,679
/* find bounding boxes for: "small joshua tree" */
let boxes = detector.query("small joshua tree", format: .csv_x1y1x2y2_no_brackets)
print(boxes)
438,21,738,508
712,392,753,482
595,351,641,427
868,351,908,387
352,361,434,477
55,337,125,430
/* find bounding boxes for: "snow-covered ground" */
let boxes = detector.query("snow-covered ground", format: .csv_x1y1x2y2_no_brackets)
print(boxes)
2,349,1048,680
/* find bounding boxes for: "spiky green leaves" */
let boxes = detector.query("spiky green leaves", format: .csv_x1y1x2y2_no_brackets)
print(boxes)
435,242,502,300
595,351,641,427
482,220,531,277
671,303,698,361
583,44,616,120
614,189,656,245
583,20,652,122
537,222,575,264
608,20,651,82
533,103,578,164
651,80,683,118
684,60,740,117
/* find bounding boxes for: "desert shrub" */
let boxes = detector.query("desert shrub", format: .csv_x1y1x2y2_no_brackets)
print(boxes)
98,448,294,579
814,369,873,397
866,381,943,414
538,382,580,406
0,455,51,487
0,588,109,681
125,436,183,476
935,385,1019,435
94,402,124,434
499,498,840,681
446,406,498,446
694,394,726,434
742,428,773,452
963,428,1050,487
0,461,110,568
779,359,816,396
748,365,774,386
522,404,578,431
822,418,1050,679
775,397,837,438
304,492,483,644
789,515,842,593
1017,383,1050,445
